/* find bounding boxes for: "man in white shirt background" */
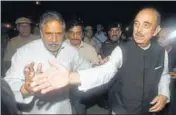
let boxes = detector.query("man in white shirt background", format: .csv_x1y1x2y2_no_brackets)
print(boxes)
65,19,99,65
30,7,171,115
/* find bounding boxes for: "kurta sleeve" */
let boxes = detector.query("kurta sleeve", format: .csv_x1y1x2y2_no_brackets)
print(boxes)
77,46,123,91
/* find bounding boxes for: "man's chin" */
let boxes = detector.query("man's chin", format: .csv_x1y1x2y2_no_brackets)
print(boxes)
70,40,81,45
47,48,58,53
21,34,30,37
134,38,144,43
46,46,60,53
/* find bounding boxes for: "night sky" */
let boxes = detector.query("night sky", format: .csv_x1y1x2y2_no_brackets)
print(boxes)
2,1,176,28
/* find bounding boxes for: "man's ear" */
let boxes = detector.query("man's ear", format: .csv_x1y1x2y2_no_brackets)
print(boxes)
153,25,162,36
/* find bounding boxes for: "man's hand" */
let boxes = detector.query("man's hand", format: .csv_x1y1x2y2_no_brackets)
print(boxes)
169,72,176,79
98,55,109,65
20,62,42,95
31,61,69,94
149,95,167,112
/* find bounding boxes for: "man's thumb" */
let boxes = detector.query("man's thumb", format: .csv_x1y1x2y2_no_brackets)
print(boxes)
36,63,43,73
150,96,159,104
98,55,102,60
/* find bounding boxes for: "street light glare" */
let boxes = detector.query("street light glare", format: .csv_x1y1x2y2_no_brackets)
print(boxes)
168,30,176,39
36,1,40,5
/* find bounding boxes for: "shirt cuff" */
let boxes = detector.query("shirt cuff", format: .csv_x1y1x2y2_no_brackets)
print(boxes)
77,70,88,91
14,91,34,104
158,86,170,103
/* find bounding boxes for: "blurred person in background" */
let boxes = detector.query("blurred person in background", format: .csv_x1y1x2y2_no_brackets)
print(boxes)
83,25,97,50
1,25,10,77
65,19,102,114
157,27,176,114
100,22,128,58
3,17,39,76
94,24,107,53
33,23,40,36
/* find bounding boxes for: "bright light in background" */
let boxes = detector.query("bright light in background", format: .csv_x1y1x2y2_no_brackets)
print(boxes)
6,24,11,28
168,30,176,40
35,1,40,5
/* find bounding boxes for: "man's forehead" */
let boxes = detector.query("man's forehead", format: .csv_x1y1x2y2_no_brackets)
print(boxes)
18,23,30,26
135,9,157,23
110,27,120,30
69,26,82,31
43,21,63,30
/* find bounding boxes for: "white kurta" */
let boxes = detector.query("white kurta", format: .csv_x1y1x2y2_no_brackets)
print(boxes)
4,39,92,114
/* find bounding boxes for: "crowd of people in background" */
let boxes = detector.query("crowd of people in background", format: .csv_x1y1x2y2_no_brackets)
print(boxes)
1,6,176,115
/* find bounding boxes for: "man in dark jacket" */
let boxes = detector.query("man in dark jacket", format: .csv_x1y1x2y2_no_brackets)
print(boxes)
100,22,127,58
1,78,20,115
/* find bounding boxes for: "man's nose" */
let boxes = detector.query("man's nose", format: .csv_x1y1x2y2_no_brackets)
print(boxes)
52,34,57,42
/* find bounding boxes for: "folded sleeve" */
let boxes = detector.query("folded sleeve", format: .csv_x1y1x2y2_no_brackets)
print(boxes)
158,50,171,103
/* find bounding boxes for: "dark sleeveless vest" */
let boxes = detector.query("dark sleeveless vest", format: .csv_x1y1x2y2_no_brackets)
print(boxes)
109,39,165,114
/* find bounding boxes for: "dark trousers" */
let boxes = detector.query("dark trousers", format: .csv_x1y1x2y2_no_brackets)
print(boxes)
69,87,109,114
169,80,176,114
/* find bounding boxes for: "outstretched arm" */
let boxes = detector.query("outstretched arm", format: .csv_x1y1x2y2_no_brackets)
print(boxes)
31,46,123,94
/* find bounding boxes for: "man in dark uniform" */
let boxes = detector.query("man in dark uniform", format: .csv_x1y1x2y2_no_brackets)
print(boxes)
100,22,127,58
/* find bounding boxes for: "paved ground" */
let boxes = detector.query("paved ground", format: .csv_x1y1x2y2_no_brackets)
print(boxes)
87,105,108,114
72,105,109,114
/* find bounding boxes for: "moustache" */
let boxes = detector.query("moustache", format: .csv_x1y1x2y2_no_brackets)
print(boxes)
70,39,81,41
48,43,61,46
112,35,117,37
135,32,144,37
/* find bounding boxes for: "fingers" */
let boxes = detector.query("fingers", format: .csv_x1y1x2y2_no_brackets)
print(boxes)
149,101,161,112
149,96,159,112
31,74,48,87
149,95,166,112
24,62,35,79
103,57,109,62
29,62,35,72
98,55,102,60
36,63,43,74
171,76,176,79
150,96,158,105
41,86,54,94
32,82,50,93
24,67,30,79
99,56,109,65
170,72,176,76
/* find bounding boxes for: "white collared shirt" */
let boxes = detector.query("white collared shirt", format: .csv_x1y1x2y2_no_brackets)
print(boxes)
4,39,92,114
